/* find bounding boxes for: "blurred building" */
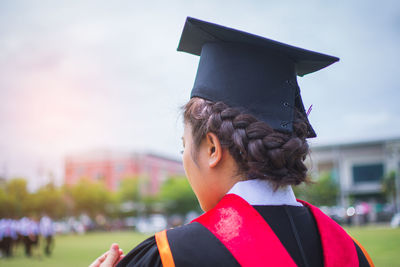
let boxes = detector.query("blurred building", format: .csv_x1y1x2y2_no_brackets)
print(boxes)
309,137,400,207
64,151,185,194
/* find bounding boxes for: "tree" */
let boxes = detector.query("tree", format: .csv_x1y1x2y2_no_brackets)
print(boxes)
118,177,140,203
293,172,339,206
113,176,147,217
382,171,397,210
30,182,67,219
65,179,112,219
0,178,67,218
3,178,30,217
0,186,13,217
159,176,200,216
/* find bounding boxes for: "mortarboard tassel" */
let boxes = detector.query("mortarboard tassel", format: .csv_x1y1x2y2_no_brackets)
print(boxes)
306,105,313,117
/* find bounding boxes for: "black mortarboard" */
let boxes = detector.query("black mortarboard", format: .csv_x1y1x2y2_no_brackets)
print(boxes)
177,17,339,138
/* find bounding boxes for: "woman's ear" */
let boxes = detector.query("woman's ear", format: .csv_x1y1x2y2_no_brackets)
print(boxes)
205,132,222,168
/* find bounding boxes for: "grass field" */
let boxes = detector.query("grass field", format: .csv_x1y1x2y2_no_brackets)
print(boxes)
1,227,399,266
346,226,400,267
0,231,151,267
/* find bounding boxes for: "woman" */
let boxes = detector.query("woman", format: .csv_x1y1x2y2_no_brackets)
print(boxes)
90,17,373,267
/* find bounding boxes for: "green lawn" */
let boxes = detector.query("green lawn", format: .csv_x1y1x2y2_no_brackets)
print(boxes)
0,231,151,267
1,227,399,266
346,226,400,267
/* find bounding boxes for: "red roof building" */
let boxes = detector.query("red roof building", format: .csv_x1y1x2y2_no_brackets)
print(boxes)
64,151,185,194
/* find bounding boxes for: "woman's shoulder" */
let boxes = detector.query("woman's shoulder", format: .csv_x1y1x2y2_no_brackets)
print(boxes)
116,235,161,267
117,222,240,267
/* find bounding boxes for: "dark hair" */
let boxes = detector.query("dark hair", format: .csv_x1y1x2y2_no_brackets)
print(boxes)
183,97,310,188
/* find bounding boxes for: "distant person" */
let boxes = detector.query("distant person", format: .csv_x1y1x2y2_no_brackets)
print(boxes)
91,17,374,267
39,215,54,256
21,217,39,257
30,217,40,256
0,218,4,257
15,217,25,252
0,218,17,257
19,217,30,256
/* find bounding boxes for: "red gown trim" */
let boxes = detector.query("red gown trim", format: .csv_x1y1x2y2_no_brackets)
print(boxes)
192,194,360,267
192,194,297,267
297,199,359,267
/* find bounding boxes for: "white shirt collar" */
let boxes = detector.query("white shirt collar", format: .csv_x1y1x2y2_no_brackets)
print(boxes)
227,179,302,206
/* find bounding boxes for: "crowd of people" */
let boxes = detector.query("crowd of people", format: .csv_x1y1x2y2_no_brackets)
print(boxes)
0,215,54,258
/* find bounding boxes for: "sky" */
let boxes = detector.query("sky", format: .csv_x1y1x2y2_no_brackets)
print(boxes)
1,1,399,190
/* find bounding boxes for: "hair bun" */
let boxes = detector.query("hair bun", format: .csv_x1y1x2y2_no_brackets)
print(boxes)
183,97,310,188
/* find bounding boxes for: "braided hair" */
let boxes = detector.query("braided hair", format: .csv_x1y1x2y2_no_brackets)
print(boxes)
183,97,310,188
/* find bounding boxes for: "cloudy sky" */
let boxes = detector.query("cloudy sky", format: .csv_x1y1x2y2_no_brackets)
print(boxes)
1,1,399,189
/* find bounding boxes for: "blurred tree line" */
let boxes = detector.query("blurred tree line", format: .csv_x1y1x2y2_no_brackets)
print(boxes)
0,172,347,220
0,175,199,220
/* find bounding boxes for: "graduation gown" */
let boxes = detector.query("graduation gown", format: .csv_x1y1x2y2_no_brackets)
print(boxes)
117,181,373,267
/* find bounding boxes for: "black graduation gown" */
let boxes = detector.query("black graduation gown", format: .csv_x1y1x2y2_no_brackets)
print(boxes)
117,205,371,267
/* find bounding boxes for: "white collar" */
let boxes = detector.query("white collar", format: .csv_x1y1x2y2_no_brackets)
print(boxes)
227,179,302,206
